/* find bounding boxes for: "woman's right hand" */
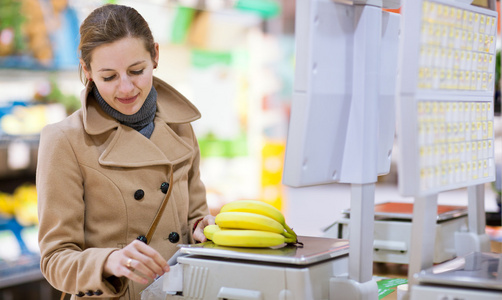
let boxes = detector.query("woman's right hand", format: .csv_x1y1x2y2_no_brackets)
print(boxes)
103,240,170,284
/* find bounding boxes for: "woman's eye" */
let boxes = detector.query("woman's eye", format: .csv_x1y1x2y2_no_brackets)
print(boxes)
103,75,116,82
130,69,144,75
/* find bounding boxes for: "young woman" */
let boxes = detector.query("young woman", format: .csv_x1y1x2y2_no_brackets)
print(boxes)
37,4,214,299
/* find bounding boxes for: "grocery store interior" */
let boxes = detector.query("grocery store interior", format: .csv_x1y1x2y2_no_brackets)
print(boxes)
0,0,501,299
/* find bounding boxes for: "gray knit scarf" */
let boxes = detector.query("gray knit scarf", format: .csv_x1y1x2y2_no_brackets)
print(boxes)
93,86,157,139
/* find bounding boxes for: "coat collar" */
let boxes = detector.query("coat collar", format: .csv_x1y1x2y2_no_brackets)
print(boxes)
82,76,201,135
81,77,201,167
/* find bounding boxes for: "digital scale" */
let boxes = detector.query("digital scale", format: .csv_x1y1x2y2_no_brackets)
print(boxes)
142,236,350,300
327,202,469,264
411,252,502,300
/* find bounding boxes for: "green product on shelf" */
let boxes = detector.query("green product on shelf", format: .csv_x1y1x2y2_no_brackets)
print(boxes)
191,49,232,69
171,6,196,44
235,0,281,19
198,133,248,158
0,0,26,54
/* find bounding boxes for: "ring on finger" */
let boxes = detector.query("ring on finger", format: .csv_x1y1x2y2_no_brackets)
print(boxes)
126,258,133,269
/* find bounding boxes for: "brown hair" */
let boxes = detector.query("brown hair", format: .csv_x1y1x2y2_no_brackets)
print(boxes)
78,4,156,85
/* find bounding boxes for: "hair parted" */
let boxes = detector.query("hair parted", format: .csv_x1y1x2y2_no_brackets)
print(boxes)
78,4,156,85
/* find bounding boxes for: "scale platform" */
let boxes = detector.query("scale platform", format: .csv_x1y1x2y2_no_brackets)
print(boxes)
327,202,468,264
179,235,349,265
342,202,467,221
161,236,350,300
410,252,502,300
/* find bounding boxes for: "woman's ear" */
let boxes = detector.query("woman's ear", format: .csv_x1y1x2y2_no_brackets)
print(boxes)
80,59,92,81
153,43,159,68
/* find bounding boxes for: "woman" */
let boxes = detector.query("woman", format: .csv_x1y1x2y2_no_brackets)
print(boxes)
37,4,214,299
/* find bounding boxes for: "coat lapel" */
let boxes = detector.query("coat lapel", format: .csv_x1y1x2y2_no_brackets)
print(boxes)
99,120,194,167
98,125,170,167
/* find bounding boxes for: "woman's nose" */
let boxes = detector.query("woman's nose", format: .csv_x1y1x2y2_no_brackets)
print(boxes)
118,76,134,93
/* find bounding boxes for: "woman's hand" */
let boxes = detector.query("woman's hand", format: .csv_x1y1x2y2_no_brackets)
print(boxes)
193,214,216,242
103,240,170,284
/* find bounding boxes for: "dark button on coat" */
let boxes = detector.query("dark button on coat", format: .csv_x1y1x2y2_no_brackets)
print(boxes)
168,232,180,243
160,182,169,194
134,189,145,200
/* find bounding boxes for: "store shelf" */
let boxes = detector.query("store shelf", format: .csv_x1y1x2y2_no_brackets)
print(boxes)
0,134,39,180
0,255,43,289
0,261,60,300
0,69,81,106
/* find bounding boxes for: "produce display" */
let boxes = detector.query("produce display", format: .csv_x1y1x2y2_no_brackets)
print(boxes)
0,104,59,135
0,0,79,69
204,199,301,248
0,184,38,227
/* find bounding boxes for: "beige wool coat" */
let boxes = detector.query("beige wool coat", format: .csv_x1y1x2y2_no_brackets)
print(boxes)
37,77,209,299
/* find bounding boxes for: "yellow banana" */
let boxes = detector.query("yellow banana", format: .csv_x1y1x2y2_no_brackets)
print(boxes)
211,229,295,248
215,211,284,234
219,200,297,239
220,200,285,224
203,224,221,240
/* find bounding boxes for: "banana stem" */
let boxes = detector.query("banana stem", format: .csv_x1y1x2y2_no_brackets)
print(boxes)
284,236,296,244
282,225,303,247
282,231,294,238
284,236,303,247
284,223,297,238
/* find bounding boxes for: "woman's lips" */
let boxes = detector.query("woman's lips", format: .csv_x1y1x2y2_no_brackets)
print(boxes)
116,94,138,104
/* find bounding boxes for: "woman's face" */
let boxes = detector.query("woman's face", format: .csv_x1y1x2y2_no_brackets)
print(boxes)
81,37,159,115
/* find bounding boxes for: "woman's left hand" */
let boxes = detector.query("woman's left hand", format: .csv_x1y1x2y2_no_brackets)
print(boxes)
193,215,215,242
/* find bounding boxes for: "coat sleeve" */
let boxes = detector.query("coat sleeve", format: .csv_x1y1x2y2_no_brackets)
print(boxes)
36,124,128,297
186,126,209,243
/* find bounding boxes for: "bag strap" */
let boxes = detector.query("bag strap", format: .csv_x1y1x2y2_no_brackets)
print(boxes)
139,167,174,244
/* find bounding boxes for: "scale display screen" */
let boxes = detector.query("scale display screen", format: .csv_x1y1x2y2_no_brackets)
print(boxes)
397,0,498,196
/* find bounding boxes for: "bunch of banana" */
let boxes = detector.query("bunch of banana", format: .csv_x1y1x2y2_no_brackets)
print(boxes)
204,200,301,248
